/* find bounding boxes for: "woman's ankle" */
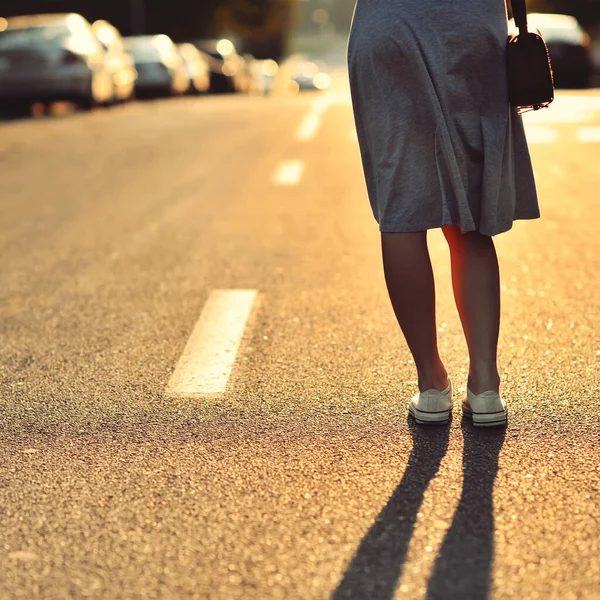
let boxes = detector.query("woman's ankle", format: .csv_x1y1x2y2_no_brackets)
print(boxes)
467,370,500,395
417,363,449,392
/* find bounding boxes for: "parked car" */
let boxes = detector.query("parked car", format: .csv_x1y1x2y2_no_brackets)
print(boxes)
0,13,113,112
92,20,137,103
177,43,210,94
510,13,593,89
193,38,249,93
124,34,189,98
247,58,279,95
236,53,254,94
290,59,331,92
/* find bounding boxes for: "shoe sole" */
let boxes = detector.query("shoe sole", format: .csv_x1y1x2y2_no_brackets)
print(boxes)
462,403,508,427
408,404,452,425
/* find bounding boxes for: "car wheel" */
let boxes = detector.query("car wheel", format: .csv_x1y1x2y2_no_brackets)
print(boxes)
77,94,96,111
0,101,31,119
121,90,135,104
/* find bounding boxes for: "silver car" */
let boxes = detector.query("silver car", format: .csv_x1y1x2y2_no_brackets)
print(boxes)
194,39,249,94
527,14,594,89
177,43,210,94
0,13,113,112
124,35,190,98
92,19,137,103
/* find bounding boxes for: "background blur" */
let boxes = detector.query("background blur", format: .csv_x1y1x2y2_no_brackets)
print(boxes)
2,0,600,60
1,1,600,599
2,1,600,102
0,0,357,61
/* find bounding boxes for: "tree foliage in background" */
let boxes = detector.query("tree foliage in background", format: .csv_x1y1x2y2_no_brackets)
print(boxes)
1,0,218,38
214,0,294,39
1,0,297,59
10,0,597,60
212,0,297,58
526,0,600,25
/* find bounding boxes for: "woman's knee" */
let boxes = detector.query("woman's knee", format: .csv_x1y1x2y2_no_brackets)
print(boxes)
442,226,493,252
442,225,461,244
381,231,428,252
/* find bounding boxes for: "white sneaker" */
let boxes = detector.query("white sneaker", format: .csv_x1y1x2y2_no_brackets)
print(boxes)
408,380,453,425
463,389,508,427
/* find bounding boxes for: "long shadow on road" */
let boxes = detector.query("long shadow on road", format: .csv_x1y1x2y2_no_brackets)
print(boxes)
331,418,450,599
332,418,506,600
425,421,506,600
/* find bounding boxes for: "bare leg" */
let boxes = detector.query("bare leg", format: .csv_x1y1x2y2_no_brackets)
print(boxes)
381,232,448,392
442,226,501,394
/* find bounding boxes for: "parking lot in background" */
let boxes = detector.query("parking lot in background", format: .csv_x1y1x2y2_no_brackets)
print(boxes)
0,12,333,121
1,7,599,600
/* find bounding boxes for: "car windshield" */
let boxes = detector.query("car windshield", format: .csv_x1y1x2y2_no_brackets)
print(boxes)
125,40,161,61
536,26,585,44
0,24,70,48
178,45,198,62
528,16,586,44
195,42,224,60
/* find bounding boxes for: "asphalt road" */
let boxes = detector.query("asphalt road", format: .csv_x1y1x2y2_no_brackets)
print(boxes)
0,78,599,600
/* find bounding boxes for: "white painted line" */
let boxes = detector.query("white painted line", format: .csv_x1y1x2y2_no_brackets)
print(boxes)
295,96,331,142
556,95,600,110
524,95,600,125
576,126,600,143
272,160,304,186
524,109,593,125
166,289,258,396
525,125,558,144
311,95,332,113
296,114,322,142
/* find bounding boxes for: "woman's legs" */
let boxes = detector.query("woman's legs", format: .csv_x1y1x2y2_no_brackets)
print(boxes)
381,232,448,392
442,226,501,394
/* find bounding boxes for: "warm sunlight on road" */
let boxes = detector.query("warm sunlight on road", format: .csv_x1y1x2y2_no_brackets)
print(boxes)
1,77,599,599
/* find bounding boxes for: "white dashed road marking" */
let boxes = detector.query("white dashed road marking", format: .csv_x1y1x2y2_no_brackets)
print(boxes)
272,160,304,186
524,125,559,144
296,114,322,142
576,126,600,143
295,96,332,142
166,289,258,396
522,94,600,144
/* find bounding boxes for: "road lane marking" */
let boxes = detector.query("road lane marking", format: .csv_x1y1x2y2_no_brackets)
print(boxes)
272,160,304,185
576,127,600,143
524,95,600,124
524,125,558,144
295,96,331,142
295,92,354,142
166,289,258,396
296,114,322,141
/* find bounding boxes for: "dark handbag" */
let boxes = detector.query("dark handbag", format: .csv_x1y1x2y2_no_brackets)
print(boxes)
507,0,555,113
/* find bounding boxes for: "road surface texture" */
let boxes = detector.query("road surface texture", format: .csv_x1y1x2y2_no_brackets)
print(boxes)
1,77,599,599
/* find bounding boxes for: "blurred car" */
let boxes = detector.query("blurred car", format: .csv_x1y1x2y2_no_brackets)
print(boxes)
247,58,279,95
193,38,249,93
124,34,190,98
0,13,113,112
510,13,593,89
177,43,210,94
237,53,254,94
92,19,137,103
289,59,331,92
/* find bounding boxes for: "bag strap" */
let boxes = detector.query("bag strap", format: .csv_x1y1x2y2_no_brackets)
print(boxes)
512,0,528,34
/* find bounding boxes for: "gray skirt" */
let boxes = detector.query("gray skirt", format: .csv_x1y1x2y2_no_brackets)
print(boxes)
347,0,540,236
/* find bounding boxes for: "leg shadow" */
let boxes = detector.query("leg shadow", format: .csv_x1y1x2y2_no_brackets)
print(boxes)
332,418,450,600
425,419,506,600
